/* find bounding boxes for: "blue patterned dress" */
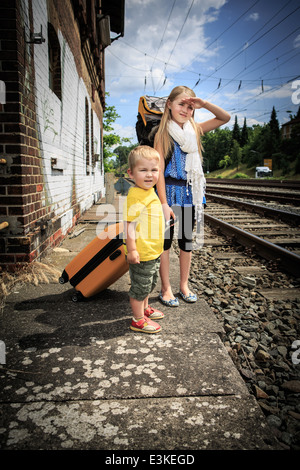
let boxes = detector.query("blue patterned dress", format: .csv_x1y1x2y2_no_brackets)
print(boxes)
164,140,193,207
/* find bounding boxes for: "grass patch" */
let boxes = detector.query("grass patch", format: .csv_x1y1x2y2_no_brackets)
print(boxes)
0,262,61,313
206,162,300,179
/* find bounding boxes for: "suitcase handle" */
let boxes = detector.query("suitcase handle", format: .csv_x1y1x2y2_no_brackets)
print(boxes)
109,249,122,261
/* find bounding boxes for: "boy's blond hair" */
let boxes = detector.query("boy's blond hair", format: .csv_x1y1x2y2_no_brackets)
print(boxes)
128,145,160,171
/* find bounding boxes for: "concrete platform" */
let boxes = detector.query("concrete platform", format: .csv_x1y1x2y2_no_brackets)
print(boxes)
0,201,282,451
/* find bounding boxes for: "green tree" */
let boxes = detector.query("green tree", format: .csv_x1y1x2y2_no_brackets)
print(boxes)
231,139,242,170
103,93,131,172
219,155,232,168
243,124,265,167
267,106,281,159
269,106,281,142
231,116,241,146
113,144,137,172
240,118,248,147
201,127,232,172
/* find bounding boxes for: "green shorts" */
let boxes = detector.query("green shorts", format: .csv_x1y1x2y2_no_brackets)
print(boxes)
128,257,161,301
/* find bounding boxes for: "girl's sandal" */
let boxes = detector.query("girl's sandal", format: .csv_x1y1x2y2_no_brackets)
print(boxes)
159,293,179,307
179,290,197,303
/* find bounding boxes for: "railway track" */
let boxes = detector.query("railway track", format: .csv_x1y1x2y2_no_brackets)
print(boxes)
206,178,300,190
184,191,300,449
206,180,300,207
206,187,300,206
204,194,300,277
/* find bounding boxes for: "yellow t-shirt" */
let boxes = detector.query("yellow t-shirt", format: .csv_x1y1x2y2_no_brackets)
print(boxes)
123,187,165,261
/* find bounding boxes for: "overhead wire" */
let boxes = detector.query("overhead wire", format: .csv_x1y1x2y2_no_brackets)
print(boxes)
206,25,300,102
106,48,148,72
106,0,299,129
212,0,292,76
237,47,298,78
196,3,300,90
199,3,300,124
149,0,177,93
107,41,298,91
225,72,300,120
109,1,298,94
155,0,195,93
182,0,261,75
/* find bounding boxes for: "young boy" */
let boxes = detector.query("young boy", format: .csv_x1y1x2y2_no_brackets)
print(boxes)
123,146,165,333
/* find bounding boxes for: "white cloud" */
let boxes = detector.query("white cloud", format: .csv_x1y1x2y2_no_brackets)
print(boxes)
243,117,265,126
213,81,294,129
264,84,294,100
105,0,227,97
294,34,300,49
112,123,137,142
246,12,259,21
104,0,299,140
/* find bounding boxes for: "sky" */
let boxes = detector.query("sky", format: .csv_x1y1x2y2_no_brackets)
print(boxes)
105,0,300,144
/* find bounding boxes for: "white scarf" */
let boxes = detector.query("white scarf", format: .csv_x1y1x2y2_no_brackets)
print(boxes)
167,119,206,225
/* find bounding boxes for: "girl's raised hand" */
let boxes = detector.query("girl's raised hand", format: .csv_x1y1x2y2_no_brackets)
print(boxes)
181,97,206,109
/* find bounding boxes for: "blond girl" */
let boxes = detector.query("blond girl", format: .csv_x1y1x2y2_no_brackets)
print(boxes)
154,86,230,306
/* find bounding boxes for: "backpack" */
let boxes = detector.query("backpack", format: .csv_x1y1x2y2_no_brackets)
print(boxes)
136,95,167,146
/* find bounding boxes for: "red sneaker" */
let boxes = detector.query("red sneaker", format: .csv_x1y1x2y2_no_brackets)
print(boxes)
130,316,161,334
144,305,164,320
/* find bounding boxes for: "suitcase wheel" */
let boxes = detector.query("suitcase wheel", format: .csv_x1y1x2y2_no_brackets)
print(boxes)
59,270,69,284
72,291,84,302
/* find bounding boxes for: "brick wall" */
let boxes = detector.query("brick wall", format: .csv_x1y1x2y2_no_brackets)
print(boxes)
0,0,106,270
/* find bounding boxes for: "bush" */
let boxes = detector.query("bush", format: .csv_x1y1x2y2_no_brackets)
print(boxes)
219,155,232,169
232,173,249,179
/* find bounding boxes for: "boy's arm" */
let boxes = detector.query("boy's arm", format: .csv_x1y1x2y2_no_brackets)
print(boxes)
124,221,140,264
155,141,176,222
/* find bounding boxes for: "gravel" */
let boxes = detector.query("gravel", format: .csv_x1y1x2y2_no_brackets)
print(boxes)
174,231,300,450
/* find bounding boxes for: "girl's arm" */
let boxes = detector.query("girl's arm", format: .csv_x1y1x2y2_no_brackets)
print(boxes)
183,97,231,134
155,141,175,221
124,221,140,264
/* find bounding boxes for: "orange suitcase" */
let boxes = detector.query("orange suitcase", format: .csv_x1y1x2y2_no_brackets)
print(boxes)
59,222,129,301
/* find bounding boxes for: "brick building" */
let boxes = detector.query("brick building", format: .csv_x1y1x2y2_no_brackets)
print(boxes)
0,0,124,270
281,116,300,139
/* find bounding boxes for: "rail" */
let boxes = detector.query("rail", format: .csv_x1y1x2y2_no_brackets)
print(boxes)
204,213,300,277
206,193,300,226
206,187,300,206
206,178,300,190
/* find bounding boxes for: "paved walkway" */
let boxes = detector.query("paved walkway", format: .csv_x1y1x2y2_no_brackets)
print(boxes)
0,198,282,451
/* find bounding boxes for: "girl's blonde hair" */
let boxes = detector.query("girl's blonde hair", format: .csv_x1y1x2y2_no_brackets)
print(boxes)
154,85,203,160
128,145,160,171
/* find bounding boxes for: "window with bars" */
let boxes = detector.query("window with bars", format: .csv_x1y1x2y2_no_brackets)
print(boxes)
48,23,61,100
85,98,90,174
